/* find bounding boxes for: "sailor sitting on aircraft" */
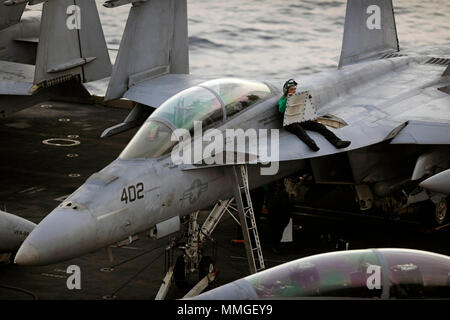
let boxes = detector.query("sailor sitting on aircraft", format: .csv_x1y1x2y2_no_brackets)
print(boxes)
278,79,351,152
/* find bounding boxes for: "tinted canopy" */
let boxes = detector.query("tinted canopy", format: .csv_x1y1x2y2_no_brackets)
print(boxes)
246,249,450,299
201,78,272,119
120,78,272,160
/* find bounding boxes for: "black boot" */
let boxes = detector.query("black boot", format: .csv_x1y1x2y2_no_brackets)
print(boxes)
334,140,351,149
306,141,320,152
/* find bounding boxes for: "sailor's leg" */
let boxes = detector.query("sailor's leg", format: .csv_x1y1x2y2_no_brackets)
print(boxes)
301,121,351,149
284,123,320,151
301,120,339,143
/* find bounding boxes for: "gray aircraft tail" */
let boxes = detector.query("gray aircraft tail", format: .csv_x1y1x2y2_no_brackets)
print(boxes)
338,0,399,68
33,0,112,89
0,0,26,30
104,0,189,101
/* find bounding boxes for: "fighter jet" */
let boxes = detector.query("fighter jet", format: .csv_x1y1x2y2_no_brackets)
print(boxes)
0,210,35,262
189,248,450,299
0,0,112,118
14,0,450,266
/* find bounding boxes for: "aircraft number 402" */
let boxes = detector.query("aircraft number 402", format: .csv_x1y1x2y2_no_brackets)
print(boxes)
121,183,144,204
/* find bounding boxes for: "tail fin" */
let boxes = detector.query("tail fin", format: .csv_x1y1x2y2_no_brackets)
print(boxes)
34,0,111,87
0,1,25,30
104,0,189,101
338,0,399,68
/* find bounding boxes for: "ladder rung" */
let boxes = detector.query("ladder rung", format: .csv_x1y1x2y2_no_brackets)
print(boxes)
233,165,265,273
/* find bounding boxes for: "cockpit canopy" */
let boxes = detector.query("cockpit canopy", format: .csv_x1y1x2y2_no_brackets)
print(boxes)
120,78,272,160
245,249,450,299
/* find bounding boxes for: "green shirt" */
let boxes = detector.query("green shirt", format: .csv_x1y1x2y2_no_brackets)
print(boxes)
278,96,287,113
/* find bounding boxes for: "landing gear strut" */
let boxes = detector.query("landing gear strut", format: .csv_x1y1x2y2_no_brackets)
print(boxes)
433,197,448,226
155,165,266,299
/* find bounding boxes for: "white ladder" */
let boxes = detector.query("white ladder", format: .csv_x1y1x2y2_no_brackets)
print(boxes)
230,164,265,274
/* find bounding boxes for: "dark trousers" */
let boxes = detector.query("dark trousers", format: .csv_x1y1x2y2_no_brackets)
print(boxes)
266,181,291,247
285,120,340,146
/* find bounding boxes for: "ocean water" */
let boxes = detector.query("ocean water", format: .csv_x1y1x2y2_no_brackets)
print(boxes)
96,0,450,81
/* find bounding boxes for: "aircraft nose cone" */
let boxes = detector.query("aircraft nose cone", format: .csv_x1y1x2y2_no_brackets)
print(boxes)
14,241,40,265
14,208,97,266
420,169,450,195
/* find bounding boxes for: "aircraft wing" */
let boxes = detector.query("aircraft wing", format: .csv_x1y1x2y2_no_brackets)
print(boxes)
123,73,271,108
0,60,34,95
183,56,450,169
328,67,450,145
181,120,400,171
123,74,218,108
292,66,450,157
390,121,450,145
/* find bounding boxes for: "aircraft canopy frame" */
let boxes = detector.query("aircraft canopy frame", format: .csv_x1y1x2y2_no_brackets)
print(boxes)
119,78,272,160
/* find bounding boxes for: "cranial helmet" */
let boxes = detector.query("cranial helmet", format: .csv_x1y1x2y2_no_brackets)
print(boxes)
283,79,298,95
